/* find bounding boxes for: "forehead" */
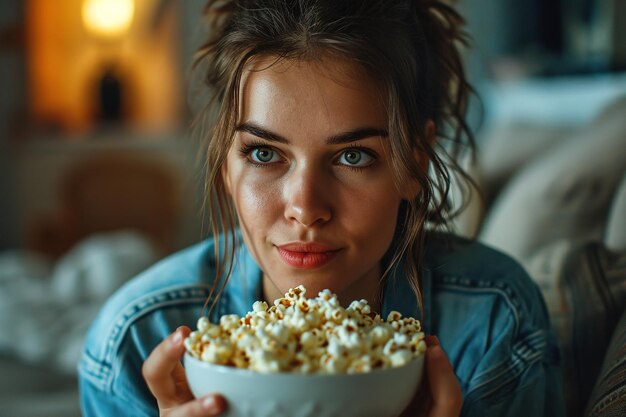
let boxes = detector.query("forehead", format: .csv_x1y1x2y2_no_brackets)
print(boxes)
237,55,388,132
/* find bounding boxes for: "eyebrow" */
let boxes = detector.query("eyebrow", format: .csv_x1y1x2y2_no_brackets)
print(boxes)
236,122,388,145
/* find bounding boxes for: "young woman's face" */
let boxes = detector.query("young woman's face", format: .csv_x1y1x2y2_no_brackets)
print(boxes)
223,56,406,307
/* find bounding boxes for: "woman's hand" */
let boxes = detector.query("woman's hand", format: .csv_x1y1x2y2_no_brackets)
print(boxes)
142,326,227,417
401,336,463,417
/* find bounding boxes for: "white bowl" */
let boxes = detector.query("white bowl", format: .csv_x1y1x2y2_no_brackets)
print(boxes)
184,352,424,417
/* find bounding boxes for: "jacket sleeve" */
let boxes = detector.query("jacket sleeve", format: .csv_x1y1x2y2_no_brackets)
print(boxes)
78,336,160,417
455,284,567,417
78,318,161,417
430,245,567,417
79,374,156,417
461,352,565,417
76,240,214,417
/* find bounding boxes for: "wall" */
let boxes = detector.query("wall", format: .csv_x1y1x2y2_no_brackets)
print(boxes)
0,0,209,252
26,0,183,134
0,0,25,250
15,136,205,251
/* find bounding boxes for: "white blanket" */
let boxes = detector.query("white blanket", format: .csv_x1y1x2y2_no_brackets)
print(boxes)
0,231,159,374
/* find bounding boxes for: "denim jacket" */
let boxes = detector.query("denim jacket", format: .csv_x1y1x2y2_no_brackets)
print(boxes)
78,233,565,416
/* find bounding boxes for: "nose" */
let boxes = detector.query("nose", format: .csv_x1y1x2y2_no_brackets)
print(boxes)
283,164,332,227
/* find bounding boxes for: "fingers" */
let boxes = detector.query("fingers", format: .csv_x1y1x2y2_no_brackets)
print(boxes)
166,394,227,417
143,327,228,416
424,335,440,348
142,326,194,409
426,337,463,417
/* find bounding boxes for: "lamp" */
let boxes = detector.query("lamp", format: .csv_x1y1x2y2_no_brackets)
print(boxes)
82,0,135,38
82,0,135,125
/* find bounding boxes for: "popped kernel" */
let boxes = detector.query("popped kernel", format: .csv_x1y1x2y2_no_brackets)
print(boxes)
252,301,268,312
197,317,210,333
387,311,403,322
184,286,425,374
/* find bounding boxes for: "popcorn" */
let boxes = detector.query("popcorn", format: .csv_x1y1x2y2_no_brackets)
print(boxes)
252,301,268,312
184,285,425,374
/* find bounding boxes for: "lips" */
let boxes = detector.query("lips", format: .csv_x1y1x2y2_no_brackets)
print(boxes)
276,242,341,269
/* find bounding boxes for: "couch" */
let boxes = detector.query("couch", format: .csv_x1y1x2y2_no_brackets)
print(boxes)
468,74,626,416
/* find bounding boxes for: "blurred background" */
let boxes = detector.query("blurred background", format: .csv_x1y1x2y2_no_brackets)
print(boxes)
0,1,624,416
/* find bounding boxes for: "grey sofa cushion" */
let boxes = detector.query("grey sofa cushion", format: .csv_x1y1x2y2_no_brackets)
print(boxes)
560,243,626,416
479,96,626,262
525,241,626,416
585,309,626,417
605,172,626,252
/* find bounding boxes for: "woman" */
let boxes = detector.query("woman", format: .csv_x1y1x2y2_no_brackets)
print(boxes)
78,1,565,416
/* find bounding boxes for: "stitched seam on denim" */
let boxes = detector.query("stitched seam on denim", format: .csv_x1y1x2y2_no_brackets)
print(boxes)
110,296,210,389
437,276,547,393
460,330,545,388
465,330,547,400
79,350,112,391
474,351,544,401
437,282,521,336
470,329,545,382
85,285,215,386
82,295,211,390
468,349,544,402
104,293,211,360
438,274,523,296
465,329,546,386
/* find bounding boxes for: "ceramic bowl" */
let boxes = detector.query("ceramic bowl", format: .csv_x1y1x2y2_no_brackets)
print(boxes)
184,352,424,417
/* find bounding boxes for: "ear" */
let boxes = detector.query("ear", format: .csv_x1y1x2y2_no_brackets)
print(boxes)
400,120,436,200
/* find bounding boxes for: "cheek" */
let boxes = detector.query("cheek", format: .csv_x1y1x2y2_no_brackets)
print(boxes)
339,185,401,248
365,200,399,240
228,167,282,229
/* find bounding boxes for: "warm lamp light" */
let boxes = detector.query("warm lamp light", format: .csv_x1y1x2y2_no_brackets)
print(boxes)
82,0,135,38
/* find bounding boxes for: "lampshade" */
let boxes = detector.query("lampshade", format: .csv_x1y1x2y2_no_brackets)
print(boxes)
82,0,135,38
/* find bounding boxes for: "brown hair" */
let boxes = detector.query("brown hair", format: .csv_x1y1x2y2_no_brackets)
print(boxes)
193,0,475,314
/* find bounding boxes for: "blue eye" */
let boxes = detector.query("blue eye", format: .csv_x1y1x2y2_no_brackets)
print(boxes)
250,147,280,164
338,149,375,167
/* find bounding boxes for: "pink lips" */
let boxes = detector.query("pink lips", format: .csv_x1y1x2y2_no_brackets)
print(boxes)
276,242,340,269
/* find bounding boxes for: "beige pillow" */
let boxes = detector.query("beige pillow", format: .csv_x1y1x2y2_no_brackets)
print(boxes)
525,241,626,416
479,96,626,262
605,172,626,251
